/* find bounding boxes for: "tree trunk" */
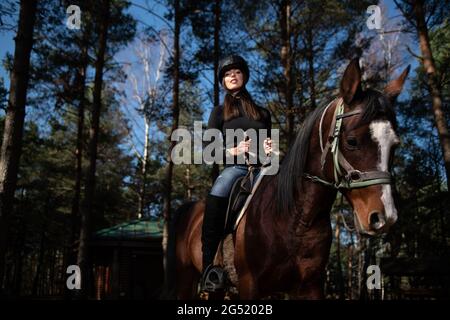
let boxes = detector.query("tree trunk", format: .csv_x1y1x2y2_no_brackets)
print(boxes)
70,66,86,247
138,115,150,218
306,20,316,111
347,244,353,299
0,0,38,292
280,0,294,146
360,238,372,300
162,0,180,295
65,25,90,299
32,229,45,297
76,0,110,299
413,0,450,191
185,165,192,200
12,223,26,297
335,214,345,299
211,0,221,183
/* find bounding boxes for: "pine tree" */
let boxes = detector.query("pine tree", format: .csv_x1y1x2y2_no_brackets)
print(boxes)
394,0,450,191
0,0,38,291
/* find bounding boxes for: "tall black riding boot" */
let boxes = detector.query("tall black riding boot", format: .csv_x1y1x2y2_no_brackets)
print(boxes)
200,193,229,291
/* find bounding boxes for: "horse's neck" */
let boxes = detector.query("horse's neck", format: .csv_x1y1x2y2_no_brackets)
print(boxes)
295,100,339,221
259,173,336,227
294,181,337,223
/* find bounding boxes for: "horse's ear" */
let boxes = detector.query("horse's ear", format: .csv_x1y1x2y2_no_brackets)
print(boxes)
384,65,411,102
340,58,363,106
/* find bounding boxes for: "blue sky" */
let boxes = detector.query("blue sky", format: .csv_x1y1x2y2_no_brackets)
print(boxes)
0,0,418,98
0,0,422,151
0,0,169,88
0,10,17,88
0,0,171,153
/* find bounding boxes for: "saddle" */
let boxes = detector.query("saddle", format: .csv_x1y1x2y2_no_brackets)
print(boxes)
223,165,259,234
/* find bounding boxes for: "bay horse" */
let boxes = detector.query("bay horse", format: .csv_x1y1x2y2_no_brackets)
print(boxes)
173,58,410,299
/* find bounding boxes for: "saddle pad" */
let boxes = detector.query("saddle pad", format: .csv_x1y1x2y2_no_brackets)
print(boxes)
223,166,269,233
232,166,269,230
223,176,252,233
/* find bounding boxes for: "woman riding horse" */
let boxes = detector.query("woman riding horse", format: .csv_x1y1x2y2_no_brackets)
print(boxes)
201,55,273,292
175,58,410,299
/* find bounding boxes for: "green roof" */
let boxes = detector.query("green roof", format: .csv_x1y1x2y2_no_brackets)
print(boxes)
94,218,164,240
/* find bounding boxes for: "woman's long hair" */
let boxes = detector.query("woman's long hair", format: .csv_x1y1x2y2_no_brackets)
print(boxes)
223,87,261,121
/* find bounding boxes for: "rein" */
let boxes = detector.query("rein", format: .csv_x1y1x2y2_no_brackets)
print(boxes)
304,98,392,189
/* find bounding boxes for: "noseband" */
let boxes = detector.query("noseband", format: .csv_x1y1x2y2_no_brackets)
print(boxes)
304,98,392,189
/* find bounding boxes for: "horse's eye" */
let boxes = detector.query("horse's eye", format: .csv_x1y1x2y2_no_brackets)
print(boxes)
346,137,358,148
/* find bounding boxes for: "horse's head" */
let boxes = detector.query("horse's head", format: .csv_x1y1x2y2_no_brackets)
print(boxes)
332,58,410,235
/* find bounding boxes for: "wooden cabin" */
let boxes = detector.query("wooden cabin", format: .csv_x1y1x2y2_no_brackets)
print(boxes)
89,218,164,300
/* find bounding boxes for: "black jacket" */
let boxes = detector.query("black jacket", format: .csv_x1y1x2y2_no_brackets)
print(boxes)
207,100,271,167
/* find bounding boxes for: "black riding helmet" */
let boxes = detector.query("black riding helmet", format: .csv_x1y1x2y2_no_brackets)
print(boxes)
218,55,250,87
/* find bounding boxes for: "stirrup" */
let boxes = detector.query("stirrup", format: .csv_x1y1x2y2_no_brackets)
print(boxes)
199,264,227,293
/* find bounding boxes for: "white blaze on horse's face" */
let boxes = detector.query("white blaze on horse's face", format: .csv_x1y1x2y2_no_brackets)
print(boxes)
369,120,400,225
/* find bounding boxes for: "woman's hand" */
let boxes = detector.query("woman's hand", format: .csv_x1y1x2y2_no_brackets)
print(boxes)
227,139,251,156
264,138,272,155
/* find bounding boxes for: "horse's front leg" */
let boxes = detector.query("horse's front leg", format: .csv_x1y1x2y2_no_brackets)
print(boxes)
292,259,327,299
291,279,324,299
234,216,260,300
176,265,200,299
237,272,258,299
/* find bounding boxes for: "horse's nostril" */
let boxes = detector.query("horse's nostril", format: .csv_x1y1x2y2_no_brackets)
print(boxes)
369,212,379,225
369,211,385,230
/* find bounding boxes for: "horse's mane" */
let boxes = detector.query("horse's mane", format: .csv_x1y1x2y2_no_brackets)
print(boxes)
276,102,330,215
276,89,395,216
358,89,397,129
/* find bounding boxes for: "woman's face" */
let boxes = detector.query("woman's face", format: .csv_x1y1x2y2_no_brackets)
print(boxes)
224,68,244,92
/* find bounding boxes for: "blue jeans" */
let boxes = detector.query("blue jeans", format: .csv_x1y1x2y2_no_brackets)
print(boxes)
210,165,261,197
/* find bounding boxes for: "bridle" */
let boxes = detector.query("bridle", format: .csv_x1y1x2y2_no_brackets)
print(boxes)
304,98,392,189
